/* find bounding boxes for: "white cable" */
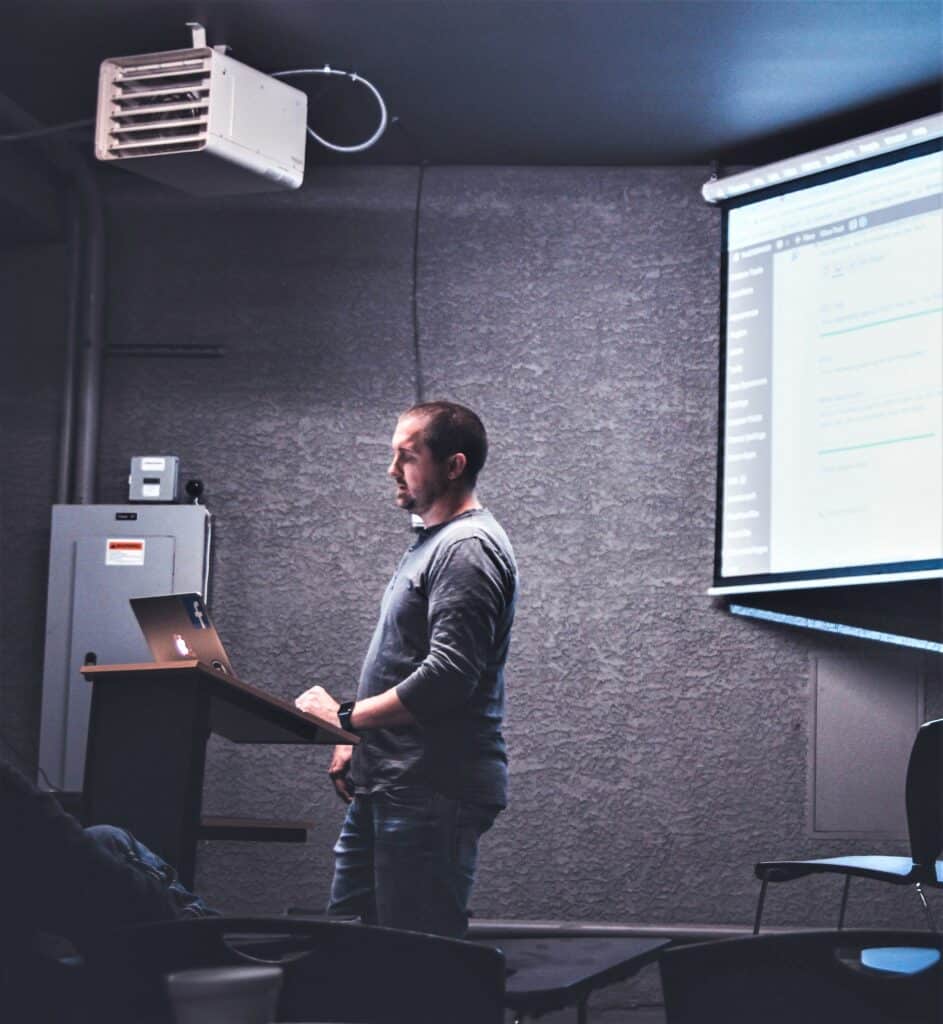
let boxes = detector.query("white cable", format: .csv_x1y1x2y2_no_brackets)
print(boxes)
272,65,388,154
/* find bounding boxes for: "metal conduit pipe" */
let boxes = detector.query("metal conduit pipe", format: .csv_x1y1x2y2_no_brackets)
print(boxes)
72,183,105,505
468,919,836,944
0,94,105,505
56,190,84,504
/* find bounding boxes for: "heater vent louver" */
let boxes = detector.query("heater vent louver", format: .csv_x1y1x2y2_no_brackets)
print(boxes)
99,53,212,160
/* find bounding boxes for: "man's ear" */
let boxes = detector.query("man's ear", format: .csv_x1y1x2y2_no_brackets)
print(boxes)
448,452,467,480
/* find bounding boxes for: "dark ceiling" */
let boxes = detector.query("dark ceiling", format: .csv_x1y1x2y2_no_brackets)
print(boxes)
1,1,941,168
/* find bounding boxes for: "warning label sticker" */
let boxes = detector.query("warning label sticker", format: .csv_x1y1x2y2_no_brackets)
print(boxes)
106,538,146,567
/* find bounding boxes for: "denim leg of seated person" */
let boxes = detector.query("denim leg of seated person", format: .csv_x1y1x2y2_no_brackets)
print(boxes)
327,786,497,938
84,825,218,919
2,758,214,953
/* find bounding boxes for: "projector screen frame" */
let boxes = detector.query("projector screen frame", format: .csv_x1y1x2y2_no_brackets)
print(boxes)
711,135,943,597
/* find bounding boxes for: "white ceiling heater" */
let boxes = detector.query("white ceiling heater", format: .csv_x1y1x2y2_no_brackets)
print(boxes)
94,24,307,195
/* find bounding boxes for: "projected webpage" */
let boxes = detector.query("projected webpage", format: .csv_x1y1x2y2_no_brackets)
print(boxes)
721,150,943,580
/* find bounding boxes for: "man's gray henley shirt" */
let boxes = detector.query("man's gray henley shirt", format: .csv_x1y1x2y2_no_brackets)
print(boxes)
350,508,517,807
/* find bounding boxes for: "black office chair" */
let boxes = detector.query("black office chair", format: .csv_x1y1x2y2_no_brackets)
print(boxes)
91,916,506,1024
753,716,943,933
1,932,94,1024
659,930,942,1024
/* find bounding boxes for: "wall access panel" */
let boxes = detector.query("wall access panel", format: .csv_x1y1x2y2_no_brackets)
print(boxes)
38,504,210,792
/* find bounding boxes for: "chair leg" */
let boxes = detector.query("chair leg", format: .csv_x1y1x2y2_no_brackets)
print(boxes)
914,883,938,932
837,875,852,931
576,995,589,1024
753,874,769,935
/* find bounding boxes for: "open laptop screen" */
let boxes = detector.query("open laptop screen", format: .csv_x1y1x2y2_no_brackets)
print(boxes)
130,593,234,676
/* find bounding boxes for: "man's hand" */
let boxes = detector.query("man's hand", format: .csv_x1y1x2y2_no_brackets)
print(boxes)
294,685,340,721
294,688,356,803
327,744,354,804
295,684,417,732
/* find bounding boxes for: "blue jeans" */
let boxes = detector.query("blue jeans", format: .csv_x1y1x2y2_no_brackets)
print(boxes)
84,825,217,919
327,787,497,938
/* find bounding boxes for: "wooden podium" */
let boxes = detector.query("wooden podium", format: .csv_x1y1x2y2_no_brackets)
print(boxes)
80,660,357,887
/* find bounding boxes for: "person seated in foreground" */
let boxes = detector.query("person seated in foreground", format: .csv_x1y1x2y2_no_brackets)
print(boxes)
0,755,215,959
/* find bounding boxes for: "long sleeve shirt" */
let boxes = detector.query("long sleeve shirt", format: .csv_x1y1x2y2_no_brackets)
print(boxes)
350,509,517,807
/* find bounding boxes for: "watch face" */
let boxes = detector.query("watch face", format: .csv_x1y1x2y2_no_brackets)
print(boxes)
338,702,355,731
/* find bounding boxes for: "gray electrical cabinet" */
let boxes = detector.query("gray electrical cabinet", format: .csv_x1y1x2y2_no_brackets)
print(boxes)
39,504,211,792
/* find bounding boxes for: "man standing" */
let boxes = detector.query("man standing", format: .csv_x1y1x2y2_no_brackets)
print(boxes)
295,401,517,938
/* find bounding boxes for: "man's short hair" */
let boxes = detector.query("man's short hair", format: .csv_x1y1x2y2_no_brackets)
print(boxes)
404,400,488,488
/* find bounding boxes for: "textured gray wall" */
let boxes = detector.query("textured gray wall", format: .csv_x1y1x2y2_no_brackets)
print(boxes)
2,163,941,995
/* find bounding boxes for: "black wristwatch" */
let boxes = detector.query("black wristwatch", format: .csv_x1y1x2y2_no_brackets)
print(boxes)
337,700,357,734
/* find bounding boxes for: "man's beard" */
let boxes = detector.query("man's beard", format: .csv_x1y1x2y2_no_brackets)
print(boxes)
394,481,417,510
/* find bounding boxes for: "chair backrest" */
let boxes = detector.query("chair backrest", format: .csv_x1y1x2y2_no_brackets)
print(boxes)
659,930,942,1024
905,717,943,868
95,916,505,1024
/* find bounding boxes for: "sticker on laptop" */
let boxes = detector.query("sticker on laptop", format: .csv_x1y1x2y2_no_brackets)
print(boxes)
181,594,211,630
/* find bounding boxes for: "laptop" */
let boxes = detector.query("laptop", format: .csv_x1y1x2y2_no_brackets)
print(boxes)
130,593,235,676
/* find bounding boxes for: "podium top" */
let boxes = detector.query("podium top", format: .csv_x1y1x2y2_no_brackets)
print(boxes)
81,661,358,746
